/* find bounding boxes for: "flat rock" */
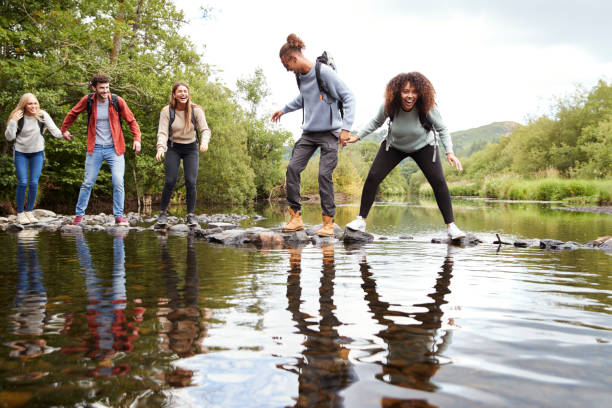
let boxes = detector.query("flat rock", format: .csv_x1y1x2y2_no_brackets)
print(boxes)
540,239,565,249
60,225,83,233
168,224,191,233
343,228,374,243
207,229,250,245
557,241,581,250
193,227,223,238
32,209,56,218
7,223,25,233
207,222,239,230
399,235,413,240
431,233,483,246
280,230,311,244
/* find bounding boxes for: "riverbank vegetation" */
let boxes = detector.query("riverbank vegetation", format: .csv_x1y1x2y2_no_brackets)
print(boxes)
0,0,291,212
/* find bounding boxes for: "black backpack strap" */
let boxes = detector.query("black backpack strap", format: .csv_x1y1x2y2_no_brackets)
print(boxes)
16,116,24,136
86,93,94,125
191,106,199,144
15,116,44,136
168,105,175,147
315,59,343,124
111,94,122,127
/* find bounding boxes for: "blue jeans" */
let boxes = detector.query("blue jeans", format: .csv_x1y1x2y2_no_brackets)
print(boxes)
75,145,125,217
14,150,44,213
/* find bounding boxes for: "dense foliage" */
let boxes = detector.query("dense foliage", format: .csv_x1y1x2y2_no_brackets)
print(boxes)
0,0,291,211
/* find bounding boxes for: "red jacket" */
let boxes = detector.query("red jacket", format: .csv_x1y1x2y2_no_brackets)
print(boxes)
61,94,141,155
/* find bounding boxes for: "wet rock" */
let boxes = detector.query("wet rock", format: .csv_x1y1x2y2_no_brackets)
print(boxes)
558,241,581,250
305,224,344,239
600,239,612,251
343,228,374,243
378,236,389,240
514,240,529,248
207,229,250,245
168,224,191,233
399,235,413,240
60,225,83,233
106,226,129,237
310,235,337,245
207,222,239,230
250,231,284,247
539,239,564,249
432,233,483,246
41,224,59,232
280,230,311,244
193,227,223,238
32,209,56,218
7,223,25,233
251,215,266,221
584,236,612,248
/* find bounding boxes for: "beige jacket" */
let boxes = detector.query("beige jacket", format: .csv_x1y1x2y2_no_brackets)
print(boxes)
156,105,211,152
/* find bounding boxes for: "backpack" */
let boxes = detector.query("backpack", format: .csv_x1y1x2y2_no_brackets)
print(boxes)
295,51,344,124
387,110,439,162
168,105,199,146
87,93,121,127
16,116,45,137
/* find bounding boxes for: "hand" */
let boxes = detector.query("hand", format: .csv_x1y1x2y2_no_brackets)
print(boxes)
9,110,24,122
133,141,141,154
446,153,463,171
63,131,72,141
346,133,360,144
199,145,208,153
271,110,283,122
155,149,165,162
338,130,350,147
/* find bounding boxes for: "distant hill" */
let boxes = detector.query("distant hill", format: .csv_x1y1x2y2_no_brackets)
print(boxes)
451,121,518,157
282,121,518,160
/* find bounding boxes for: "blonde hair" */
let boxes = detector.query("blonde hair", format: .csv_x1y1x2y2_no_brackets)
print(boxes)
169,82,197,134
8,93,43,125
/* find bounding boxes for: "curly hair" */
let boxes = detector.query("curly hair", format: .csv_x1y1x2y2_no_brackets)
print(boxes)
384,72,436,121
90,74,110,87
279,33,305,58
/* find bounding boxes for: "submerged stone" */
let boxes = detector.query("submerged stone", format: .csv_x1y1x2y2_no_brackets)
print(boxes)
7,223,24,233
343,228,374,243
207,222,239,230
540,239,565,249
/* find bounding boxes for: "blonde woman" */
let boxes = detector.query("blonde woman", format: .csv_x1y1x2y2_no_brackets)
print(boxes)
5,93,66,224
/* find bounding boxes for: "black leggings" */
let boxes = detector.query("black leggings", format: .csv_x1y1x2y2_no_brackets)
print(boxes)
160,142,199,214
359,142,454,224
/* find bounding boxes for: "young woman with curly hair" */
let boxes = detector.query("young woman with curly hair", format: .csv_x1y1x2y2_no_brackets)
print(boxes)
5,93,66,225
346,72,466,239
271,33,355,237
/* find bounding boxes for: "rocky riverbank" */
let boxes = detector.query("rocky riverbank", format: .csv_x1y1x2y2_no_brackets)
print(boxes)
1,209,611,253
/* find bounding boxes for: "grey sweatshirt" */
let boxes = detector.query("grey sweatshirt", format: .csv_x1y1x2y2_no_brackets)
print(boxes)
5,111,63,153
282,63,355,135
356,104,453,154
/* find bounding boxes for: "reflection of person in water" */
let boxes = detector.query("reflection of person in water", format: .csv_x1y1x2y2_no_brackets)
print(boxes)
157,236,209,387
359,246,454,402
285,244,356,407
7,230,53,366
61,233,142,377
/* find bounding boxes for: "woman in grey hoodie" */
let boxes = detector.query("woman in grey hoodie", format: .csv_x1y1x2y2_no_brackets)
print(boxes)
5,93,65,224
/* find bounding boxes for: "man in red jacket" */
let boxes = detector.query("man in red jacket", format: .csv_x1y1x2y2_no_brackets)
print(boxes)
61,74,141,226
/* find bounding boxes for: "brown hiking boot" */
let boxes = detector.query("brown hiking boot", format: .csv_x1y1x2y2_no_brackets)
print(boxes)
316,215,335,237
282,208,304,232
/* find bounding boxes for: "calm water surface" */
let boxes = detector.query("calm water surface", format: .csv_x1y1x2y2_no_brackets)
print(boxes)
0,199,610,407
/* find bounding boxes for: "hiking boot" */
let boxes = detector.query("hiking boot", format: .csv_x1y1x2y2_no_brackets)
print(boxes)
156,211,168,227
316,215,335,237
447,223,466,240
72,215,83,225
346,216,366,232
186,214,198,227
25,211,39,224
17,212,30,225
282,208,303,232
115,216,129,227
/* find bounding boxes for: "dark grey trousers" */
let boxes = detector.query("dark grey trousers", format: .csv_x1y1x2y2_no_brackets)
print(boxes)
286,131,339,217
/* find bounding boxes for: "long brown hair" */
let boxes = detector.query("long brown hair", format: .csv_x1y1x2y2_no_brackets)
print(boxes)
169,81,196,134
384,72,436,122
279,33,305,58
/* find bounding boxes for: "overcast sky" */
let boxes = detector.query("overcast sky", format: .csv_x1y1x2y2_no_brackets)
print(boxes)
173,0,612,137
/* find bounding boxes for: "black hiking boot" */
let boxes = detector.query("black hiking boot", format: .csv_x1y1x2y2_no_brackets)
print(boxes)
155,211,168,229
186,214,198,227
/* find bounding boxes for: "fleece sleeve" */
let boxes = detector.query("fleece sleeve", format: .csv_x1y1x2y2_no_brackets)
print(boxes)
319,65,355,131
428,107,453,154
356,104,387,140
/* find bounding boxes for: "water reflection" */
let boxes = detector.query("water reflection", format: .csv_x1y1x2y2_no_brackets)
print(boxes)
6,230,54,370
61,232,143,377
157,236,209,387
359,245,454,406
285,244,357,407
